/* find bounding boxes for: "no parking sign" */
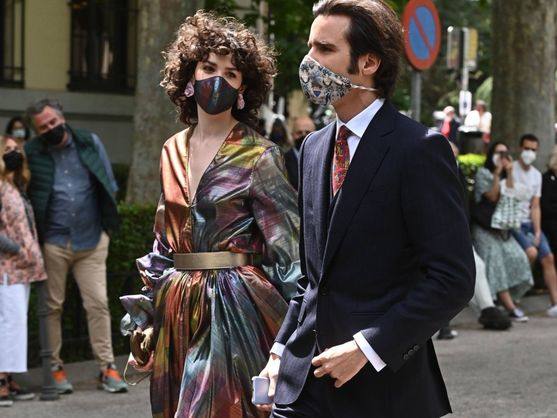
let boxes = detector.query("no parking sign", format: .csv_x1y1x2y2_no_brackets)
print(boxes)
402,0,441,71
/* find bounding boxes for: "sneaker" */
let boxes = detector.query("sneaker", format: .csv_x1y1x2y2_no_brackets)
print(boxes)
7,375,35,401
0,378,14,407
98,364,128,393
437,327,458,340
547,305,557,318
478,307,512,330
51,365,73,394
509,308,529,322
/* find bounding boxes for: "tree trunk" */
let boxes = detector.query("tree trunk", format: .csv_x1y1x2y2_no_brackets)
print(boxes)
491,0,556,168
126,0,203,204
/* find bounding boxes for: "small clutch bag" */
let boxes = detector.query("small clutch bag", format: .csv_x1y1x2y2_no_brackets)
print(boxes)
130,327,154,366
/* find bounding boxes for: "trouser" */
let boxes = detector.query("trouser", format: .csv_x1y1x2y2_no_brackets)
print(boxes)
42,232,114,369
469,248,495,312
0,274,30,373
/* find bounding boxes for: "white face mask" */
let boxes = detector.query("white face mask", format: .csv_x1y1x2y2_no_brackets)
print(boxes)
492,154,501,167
521,149,536,166
10,128,26,139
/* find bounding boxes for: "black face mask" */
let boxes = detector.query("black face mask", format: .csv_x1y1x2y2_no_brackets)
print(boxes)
293,136,305,149
3,150,24,171
194,76,239,115
41,123,66,146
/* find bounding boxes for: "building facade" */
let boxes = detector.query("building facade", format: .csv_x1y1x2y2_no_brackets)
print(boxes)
1,0,137,164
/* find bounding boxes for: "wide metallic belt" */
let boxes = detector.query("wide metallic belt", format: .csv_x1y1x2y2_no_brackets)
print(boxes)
173,251,261,270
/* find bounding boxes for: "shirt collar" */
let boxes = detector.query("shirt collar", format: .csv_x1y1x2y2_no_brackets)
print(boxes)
335,98,385,139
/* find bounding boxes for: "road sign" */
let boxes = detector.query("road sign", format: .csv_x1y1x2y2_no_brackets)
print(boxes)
402,0,441,71
463,28,478,71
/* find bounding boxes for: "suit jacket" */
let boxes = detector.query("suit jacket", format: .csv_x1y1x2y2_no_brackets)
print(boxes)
284,148,299,190
274,101,475,417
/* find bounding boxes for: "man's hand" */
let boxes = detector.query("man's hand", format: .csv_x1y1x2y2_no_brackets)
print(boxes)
312,340,368,388
256,353,281,412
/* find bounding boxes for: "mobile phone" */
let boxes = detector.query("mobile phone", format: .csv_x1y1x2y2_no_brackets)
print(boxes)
252,376,273,405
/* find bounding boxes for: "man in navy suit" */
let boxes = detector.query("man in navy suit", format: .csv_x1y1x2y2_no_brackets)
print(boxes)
258,1,475,417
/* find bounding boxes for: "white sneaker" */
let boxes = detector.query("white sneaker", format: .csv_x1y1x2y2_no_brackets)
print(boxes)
547,305,557,318
509,308,529,322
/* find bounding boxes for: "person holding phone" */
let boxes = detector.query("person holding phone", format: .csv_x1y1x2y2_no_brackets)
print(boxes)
472,142,533,322
121,11,301,418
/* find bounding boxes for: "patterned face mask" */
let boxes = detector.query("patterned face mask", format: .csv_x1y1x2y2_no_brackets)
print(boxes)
194,76,239,115
298,55,378,105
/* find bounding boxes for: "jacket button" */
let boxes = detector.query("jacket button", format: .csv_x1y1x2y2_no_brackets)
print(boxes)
320,285,329,296
403,354,409,360
413,345,419,351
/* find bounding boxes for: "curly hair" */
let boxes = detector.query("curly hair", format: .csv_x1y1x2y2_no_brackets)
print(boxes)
161,11,276,128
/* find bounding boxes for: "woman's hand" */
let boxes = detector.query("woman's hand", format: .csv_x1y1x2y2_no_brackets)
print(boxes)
503,156,514,175
128,352,154,373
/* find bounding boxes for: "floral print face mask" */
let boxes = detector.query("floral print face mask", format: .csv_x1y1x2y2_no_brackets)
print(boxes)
298,55,379,106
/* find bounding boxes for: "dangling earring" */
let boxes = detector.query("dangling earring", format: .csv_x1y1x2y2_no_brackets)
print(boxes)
237,93,245,110
184,81,194,97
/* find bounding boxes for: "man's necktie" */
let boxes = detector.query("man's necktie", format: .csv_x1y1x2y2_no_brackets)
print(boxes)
332,125,351,196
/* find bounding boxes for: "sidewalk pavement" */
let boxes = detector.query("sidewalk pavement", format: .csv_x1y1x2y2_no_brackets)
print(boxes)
4,293,555,417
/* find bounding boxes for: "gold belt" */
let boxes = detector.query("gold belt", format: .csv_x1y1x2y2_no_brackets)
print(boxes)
173,252,261,270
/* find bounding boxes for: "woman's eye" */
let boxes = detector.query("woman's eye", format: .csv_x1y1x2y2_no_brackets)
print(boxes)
203,66,214,72
227,72,237,79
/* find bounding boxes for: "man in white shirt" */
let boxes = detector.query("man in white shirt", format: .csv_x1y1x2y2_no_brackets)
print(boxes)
257,1,475,417
511,134,557,317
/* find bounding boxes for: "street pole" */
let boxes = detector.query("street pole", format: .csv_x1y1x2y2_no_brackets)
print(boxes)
411,70,422,122
36,281,59,401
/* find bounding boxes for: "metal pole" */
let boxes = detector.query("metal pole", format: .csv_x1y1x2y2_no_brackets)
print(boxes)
36,281,59,401
411,70,422,122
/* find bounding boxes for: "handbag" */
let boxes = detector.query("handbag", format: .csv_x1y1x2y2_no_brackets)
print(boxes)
129,326,154,367
471,196,497,230
491,193,521,230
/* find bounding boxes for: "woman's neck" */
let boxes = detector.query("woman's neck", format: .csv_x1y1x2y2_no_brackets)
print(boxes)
6,172,15,184
195,108,238,140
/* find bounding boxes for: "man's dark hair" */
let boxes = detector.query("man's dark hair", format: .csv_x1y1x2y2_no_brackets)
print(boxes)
519,133,539,147
313,0,403,98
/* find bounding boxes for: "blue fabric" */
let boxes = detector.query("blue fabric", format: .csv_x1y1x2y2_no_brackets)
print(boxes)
512,222,552,260
43,133,117,251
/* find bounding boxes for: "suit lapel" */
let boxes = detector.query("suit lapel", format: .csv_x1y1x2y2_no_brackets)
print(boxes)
321,101,397,276
312,122,336,262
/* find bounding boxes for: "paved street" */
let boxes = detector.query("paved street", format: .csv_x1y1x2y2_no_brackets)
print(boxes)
4,314,557,418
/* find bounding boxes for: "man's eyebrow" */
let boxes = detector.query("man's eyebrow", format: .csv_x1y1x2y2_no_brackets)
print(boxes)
308,39,337,50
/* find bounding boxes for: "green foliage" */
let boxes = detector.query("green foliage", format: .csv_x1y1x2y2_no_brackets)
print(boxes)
107,203,157,272
111,163,130,202
458,153,486,183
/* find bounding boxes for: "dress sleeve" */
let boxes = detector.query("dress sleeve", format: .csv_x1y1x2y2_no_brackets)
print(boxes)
250,146,302,300
120,195,174,334
474,168,493,203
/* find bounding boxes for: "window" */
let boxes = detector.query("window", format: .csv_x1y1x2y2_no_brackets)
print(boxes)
68,0,138,94
0,0,25,87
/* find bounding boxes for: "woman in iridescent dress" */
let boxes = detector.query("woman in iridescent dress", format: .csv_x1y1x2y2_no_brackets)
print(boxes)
120,11,301,418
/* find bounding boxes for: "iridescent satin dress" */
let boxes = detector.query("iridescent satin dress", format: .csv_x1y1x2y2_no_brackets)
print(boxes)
121,123,300,418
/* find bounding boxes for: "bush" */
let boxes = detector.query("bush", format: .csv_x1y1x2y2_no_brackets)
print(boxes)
28,203,157,367
458,153,486,193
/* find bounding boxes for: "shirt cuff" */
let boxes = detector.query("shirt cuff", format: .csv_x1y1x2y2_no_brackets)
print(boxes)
353,332,386,372
270,342,285,357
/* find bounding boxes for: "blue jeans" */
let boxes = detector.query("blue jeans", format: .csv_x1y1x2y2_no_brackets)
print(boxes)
512,222,552,260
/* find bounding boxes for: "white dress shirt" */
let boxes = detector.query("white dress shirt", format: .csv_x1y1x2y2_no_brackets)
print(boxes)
271,98,387,373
